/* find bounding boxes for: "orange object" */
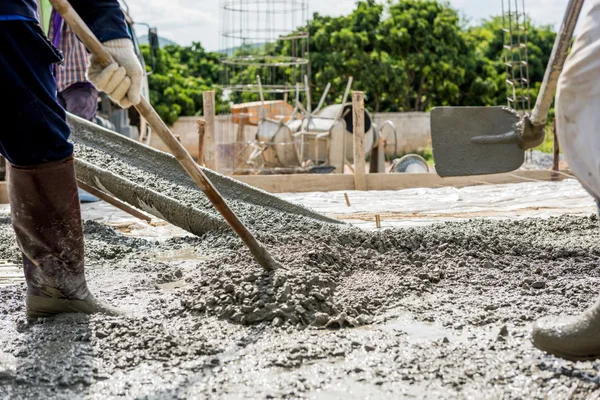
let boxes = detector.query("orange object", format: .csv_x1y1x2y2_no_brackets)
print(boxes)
231,100,295,126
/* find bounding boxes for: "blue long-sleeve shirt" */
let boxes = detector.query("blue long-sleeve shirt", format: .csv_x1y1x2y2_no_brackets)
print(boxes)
0,0,129,42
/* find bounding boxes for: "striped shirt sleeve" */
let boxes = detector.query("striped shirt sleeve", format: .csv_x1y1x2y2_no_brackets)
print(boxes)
53,24,91,93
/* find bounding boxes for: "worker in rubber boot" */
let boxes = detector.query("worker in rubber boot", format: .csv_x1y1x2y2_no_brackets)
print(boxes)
0,0,143,317
47,7,102,203
532,0,600,360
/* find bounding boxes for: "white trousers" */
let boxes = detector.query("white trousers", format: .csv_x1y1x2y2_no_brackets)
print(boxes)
557,0,600,200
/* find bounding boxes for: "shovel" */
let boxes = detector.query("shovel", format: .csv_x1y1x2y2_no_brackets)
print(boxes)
49,0,283,271
431,0,585,177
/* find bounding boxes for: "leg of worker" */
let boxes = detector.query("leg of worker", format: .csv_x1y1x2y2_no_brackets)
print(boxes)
0,21,115,317
532,1,600,360
58,83,101,203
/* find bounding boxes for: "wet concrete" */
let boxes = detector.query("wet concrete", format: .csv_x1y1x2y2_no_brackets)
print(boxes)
2,213,600,398
69,114,340,238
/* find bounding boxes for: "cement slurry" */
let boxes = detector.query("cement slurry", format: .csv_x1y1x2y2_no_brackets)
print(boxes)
68,114,340,238
2,212,600,398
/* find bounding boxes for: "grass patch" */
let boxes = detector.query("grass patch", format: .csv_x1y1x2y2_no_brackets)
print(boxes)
536,125,555,154
388,148,434,166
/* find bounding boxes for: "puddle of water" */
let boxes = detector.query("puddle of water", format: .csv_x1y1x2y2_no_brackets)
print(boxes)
0,260,24,287
146,248,210,291
309,377,429,399
381,317,455,343
144,248,210,262
353,312,457,343
156,279,187,290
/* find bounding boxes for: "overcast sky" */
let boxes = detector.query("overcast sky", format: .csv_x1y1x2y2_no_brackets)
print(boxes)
125,0,587,51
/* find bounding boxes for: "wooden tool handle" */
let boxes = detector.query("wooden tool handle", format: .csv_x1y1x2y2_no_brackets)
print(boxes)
48,0,211,193
530,0,584,126
49,0,115,67
50,0,280,271
77,180,152,222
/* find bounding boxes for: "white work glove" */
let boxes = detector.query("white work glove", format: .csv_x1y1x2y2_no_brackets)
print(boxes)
87,39,143,108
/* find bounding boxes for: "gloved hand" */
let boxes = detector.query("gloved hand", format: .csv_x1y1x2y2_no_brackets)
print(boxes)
87,39,143,108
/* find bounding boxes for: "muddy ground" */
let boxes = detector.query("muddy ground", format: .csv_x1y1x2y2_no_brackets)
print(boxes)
2,211,600,399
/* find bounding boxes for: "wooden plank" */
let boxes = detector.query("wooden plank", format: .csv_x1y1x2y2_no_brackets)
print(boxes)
352,91,367,190
197,118,206,166
233,170,573,194
203,91,216,170
0,181,7,204
77,180,152,222
365,170,573,191
235,174,355,193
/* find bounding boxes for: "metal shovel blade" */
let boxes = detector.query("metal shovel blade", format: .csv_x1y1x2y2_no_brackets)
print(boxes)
430,106,524,177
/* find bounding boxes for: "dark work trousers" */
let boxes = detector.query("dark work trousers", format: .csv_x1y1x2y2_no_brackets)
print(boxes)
0,20,73,166
58,83,99,122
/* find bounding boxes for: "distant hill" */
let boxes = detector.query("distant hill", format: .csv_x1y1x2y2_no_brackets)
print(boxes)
218,42,266,57
136,35,268,55
137,35,178,48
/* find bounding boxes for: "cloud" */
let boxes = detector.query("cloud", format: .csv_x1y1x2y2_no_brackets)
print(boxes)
449,0,590,33
126,0,219,49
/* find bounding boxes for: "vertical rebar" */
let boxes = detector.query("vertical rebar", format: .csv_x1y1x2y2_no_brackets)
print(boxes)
521,0,531,110
502,0,531,113
219,0,309,173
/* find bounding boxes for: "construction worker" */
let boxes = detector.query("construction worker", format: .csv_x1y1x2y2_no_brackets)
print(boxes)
532,0,600,360
0,0,143,317
48,9,98,122
47,6,102,203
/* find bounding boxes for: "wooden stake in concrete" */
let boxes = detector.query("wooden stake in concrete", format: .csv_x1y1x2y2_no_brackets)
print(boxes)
235,113,248,172
352,91,367,190
77,180,152,223
52,0,282,271
343,192,351,207
203,91,216,170
197,118,206,165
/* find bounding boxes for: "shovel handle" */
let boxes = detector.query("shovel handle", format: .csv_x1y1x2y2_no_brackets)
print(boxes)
49,0,115,68
49,0,280,271
530,0,584,126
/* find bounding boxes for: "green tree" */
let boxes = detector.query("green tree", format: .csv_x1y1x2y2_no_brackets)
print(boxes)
306,0,476,112
379,0,472,111
140,43,225,124
140,0,558,124
461,17,556,107
307,1,405,112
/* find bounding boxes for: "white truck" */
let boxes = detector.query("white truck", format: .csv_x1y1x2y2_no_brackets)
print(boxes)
94,0,159,143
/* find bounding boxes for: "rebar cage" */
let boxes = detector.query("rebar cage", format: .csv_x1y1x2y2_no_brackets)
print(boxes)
502,0,531,113
216,0,310,175
219,0,309,95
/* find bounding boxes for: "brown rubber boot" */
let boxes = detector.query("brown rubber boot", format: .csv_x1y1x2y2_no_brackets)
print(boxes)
8,155,117,318
532,297,600,360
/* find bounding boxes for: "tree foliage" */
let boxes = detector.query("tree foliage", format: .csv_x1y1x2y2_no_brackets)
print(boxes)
142,0,557,123
141,42,224,124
